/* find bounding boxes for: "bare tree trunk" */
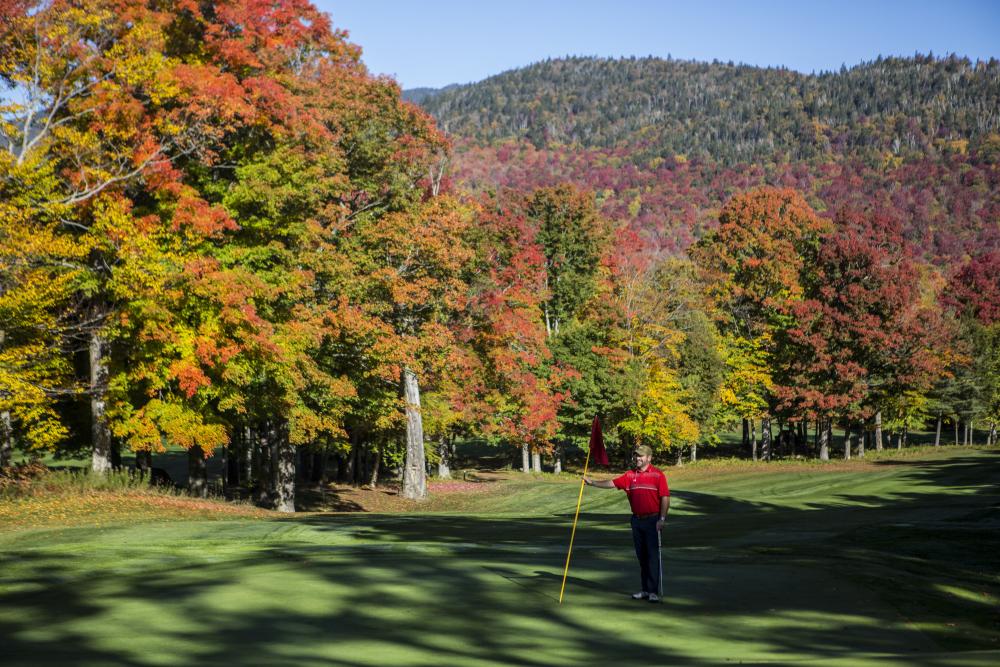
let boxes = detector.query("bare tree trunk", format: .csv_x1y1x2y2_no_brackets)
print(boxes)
188,445,207,498
531,448,541,473
553,444,562,474
437,438,451,479
369,447,382,487
0,411,12,469
742,418,749,449
874,411,884,452
761,417,772,461
750,418,757,461
843,422,852,460
401,368,427,500
935,414,942,446
136,449,152,478
858,429,866,458
90,330,112,474
256,422,273,506
955,418,960,446
989,422,996,446
521,444,530,473
241,425,252,487
690,442,698,463
819,419,830,461
274,421,295,513
0,330,9,468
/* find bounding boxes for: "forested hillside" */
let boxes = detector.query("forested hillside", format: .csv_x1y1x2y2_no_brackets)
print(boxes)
418,55,1000,165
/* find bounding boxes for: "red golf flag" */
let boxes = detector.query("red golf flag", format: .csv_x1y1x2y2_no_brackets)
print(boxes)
589,416,609,466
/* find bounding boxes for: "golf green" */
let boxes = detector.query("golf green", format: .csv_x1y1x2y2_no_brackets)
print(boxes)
2,448,998,666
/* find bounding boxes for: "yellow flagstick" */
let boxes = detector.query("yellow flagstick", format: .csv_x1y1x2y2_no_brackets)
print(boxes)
559,446,591,604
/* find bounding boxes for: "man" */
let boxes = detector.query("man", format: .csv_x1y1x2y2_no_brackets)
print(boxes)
584,444,670,602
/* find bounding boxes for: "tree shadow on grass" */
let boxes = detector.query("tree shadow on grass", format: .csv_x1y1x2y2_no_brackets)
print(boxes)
2,450,999,666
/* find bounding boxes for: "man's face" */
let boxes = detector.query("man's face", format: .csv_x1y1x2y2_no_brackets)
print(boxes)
633,452,651,470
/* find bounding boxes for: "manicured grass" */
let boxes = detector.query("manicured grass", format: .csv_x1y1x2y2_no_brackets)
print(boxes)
1,447,998,665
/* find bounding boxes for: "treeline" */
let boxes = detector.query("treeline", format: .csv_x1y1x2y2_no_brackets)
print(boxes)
418,54,1000,165
1,2,997,514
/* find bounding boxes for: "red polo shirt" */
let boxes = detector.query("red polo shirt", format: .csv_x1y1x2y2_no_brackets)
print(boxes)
613,465,669,515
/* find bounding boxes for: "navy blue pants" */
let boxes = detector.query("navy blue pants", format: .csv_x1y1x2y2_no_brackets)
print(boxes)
630,515,661,594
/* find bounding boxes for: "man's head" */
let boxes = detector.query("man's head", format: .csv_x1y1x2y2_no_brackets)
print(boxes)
633,445,652,471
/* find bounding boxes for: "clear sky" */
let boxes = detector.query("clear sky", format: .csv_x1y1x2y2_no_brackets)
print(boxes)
313,0,1000,89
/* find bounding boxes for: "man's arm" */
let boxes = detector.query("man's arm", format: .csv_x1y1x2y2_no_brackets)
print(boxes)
583,477,615,489
656,495,670,530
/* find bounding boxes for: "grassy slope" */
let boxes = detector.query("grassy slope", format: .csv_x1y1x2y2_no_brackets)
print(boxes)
1,448,998,666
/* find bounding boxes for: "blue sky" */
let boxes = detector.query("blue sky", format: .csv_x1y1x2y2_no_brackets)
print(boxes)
313,0,1000,89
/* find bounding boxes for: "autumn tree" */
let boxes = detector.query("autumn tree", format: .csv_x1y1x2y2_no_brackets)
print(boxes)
692,187,828,459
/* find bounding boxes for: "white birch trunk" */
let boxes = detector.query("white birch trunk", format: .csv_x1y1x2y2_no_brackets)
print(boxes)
274,422,296,512
437,439,451,479
874,411,884,451
819,419,830,461
401,368,427,500
531,449,541,473
90,330,112,474
521,444,530,473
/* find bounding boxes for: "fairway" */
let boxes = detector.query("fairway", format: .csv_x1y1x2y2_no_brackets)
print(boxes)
2,449,999,666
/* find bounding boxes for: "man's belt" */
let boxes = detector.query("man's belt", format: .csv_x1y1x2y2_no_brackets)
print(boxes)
633,512,660,519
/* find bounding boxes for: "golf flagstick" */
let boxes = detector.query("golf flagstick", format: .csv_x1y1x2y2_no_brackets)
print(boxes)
559,445,591,604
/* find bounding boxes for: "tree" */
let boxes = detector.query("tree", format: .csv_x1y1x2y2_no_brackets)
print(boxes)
692,187,828,459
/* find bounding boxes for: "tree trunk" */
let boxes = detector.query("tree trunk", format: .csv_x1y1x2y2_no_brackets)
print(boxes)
989,422,996,447
274,421,295,513
935,414,942,446
256,422,273,506
89,330,112,474
0,329,9,469
676,450,683,466
521,444,530,473
437,438,451,479
819,419,830,460
188,445,207,498
750,418,757,461
858,429,866,458
531,448,542,473
553,445,562,474
874,411,884,452
742,418,749,449
761,417,772,461
843,422,852,460
0,411,12,469
344,428,358,485
136,450,152,479
955,419,960,446
401,367,427,500
369,447,382,487
691,442,698,463
241,425,252,487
